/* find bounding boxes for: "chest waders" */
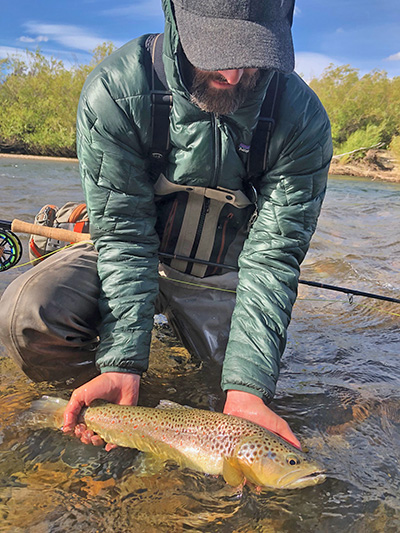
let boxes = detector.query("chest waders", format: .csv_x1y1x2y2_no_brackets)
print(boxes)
145,33,287,364
146,33,286,278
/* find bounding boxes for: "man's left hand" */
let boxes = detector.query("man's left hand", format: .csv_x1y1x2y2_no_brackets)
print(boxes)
223,389,301,449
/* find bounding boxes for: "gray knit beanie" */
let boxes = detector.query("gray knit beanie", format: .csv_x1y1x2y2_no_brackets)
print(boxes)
172,0,295,73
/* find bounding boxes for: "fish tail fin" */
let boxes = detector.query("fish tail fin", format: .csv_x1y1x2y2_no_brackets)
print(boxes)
25,396,68,429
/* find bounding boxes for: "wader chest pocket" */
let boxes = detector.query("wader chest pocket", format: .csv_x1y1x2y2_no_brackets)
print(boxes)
154,174,256,277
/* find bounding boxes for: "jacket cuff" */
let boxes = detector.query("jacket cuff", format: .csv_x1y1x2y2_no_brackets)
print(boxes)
221,382,274,404
99,366,143,376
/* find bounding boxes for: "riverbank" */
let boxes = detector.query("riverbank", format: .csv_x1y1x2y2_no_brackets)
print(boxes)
329,149,400,182
0,153,78,163
2,149,400,182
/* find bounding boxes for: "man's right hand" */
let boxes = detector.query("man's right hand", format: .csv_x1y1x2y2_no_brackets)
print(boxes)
223,390,301,449
62,372,140,451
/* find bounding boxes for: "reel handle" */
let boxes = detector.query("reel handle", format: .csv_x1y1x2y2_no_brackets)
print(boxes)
11,219,91,243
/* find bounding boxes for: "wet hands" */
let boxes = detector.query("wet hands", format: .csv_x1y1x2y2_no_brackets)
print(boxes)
223,390,301,450
62,372,140,451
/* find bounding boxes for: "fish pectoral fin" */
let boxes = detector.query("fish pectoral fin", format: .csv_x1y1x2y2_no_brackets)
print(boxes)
135,451,166,476
223,457,245,487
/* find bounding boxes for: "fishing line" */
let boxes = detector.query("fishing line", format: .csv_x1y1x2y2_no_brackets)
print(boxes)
349,302,400,318
161,275,400,315
159,252,400,305
2,241,93,270
3,239,399,310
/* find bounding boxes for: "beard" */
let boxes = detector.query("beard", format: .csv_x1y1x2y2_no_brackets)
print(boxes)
190,69,260,116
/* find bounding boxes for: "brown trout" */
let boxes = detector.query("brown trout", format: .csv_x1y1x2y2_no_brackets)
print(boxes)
28,396,326,490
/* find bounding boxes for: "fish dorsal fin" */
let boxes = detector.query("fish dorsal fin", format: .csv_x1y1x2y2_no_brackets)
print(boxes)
156,399,193,410
222,457,245,487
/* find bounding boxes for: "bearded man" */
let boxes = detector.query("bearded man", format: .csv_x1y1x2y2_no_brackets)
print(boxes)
0,0,332,449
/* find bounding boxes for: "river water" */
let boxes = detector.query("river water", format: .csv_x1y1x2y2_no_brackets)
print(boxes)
0,156,399,532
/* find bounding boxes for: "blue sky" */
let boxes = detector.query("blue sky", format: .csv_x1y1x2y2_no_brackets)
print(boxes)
1,0,399,81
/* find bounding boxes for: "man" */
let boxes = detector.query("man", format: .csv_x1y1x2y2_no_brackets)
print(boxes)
0,0,332,450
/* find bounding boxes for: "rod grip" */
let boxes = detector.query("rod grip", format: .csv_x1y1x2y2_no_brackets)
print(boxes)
11,219,91,243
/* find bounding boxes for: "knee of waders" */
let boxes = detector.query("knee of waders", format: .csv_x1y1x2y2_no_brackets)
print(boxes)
0,254,100,383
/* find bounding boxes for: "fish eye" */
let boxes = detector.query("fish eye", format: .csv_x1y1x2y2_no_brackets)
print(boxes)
286,454,300,466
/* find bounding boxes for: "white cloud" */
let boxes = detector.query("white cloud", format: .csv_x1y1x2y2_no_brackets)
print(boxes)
23,22,124,52
295,52,338,82
19,35,49,43
0,44,91,71
385,52,400,61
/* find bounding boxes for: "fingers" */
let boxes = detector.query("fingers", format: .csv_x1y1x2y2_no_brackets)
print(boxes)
258,408,302,450
63,390,86,433
62,372,141,449
73,424,115,450
277,420,302,450
74,424,104,447
224,390,302,450
62,374,109,433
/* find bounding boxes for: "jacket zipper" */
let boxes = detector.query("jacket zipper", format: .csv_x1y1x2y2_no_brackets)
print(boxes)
210,115,221,188
186,115,222,273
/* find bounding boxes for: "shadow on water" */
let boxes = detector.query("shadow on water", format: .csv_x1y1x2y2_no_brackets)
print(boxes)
0,161,400,531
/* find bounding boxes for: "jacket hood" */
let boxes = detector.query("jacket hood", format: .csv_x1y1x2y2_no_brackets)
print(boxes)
161,0,186,96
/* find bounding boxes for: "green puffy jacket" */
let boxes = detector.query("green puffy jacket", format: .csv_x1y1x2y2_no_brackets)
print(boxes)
76,0,332,402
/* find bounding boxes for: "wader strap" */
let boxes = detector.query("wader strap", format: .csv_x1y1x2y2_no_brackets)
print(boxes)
145,34,284,181
145,33,172,177
247,72,286,178
154,174,252,209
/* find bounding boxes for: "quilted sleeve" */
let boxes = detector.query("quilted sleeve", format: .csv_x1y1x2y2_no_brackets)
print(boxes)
76,43,159,375
221,74,333,402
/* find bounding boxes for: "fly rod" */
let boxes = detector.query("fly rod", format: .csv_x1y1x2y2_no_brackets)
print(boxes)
158,252,400,304
0,218,89,244
1,219,399,305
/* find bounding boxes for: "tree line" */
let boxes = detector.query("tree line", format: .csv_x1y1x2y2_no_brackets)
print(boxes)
1,45,399,161
309,65,400,162
0,44,115,157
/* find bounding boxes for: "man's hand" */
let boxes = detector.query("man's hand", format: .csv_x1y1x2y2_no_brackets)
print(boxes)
63,372,140,451
223,390,301,449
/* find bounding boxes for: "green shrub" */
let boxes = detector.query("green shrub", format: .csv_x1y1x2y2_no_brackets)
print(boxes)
389,136,400,162
0,44,115,156
310,65,400,155
336,124,384,161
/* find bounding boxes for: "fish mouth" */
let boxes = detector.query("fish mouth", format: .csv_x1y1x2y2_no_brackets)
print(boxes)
278,468,326,489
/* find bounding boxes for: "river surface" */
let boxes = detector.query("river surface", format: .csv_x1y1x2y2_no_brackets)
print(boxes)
0,156,399,532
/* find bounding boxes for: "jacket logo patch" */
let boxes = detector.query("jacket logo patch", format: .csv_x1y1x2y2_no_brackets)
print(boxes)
238,143,250,154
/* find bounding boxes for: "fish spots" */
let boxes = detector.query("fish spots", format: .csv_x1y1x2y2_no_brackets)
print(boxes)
80,402,322,490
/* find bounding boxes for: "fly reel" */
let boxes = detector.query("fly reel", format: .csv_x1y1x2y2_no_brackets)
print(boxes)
0,230,23,272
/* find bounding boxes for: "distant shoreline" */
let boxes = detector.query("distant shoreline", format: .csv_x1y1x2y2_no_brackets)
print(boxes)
0,153,78,163
329,149,400,183
1,150,399,183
